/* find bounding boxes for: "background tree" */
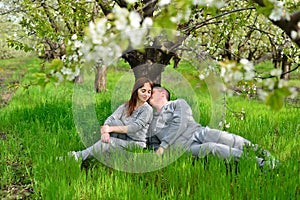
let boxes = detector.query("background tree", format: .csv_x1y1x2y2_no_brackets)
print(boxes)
0,0,33,59
4,0,300,110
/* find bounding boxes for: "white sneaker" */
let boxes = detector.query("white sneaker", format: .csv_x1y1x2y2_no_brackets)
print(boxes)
68,151,80,161
264,156,279,170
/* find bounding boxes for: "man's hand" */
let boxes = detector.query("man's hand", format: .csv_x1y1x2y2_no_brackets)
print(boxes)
101,133,110,143
156,146,164,156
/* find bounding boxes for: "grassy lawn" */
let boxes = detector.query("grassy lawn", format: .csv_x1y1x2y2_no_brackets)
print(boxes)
0,57,299,199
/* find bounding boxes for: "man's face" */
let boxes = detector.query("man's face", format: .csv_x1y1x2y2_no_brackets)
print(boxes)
148,88,160,106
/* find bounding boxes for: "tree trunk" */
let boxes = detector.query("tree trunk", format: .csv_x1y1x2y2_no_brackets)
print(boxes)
273,49,282,69
224,38,232,60
122,45,180,85
74,71,84,83
95,64,107,93
132,62,165,85
281,54,290,80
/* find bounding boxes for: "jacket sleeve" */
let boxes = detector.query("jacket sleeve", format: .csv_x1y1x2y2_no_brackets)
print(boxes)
156,99,192,149
127,105,153,138
104,104,126,126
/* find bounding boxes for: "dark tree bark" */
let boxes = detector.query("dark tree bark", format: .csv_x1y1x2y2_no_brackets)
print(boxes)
94,64,107,92
122,43,180,85
74,71,84,83
281,54,290,80
253,0,300,47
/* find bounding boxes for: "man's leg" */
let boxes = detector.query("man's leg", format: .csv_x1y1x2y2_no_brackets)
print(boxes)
190,141,243,159
194,126,251,150
189,141,264,166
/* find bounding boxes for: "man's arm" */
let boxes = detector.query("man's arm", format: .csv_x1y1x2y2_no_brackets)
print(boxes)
155,99,192,150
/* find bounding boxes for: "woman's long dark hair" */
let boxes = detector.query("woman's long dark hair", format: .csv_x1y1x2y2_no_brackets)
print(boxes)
126,77,153,116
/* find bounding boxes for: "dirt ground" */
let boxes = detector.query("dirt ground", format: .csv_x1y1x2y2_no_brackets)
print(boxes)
0,66,25,107
0,65,34,199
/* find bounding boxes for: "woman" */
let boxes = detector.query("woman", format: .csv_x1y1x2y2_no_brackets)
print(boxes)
69,77,153,161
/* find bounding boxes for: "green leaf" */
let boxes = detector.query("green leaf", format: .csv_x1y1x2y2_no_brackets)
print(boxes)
48,59,64,70
276,87,291,96
266,91,283,111
265,87,291,111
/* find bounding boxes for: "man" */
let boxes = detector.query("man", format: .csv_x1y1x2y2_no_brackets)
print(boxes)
147,86,278,169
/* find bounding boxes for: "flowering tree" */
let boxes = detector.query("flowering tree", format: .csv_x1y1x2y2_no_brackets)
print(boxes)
4,0,300,110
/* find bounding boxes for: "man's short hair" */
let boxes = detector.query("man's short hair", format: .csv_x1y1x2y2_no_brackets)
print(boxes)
153,86,170,101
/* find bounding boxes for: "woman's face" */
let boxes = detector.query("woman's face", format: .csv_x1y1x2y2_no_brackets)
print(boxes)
137,82,152,103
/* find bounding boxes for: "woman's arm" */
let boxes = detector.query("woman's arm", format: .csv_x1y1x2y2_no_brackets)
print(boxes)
101,124,128,134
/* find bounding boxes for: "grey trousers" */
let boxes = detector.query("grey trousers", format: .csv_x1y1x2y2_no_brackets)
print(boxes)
75,137,146,161
189,126,264,165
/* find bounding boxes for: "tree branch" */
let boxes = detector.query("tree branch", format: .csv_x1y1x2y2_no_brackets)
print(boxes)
41,2,59,33
252,0,300,47
115,0,128,8
181,7,256,34
257,64,300,79
97,0,112,16
140,0,158,18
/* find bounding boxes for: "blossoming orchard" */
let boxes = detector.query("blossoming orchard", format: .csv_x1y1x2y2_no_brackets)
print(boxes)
2,0,300,110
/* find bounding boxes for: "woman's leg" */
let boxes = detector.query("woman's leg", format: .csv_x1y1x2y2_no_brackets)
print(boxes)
73,139,111,161
73,137,145,161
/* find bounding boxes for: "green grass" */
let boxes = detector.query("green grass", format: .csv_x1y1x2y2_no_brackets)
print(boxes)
0,57,300,199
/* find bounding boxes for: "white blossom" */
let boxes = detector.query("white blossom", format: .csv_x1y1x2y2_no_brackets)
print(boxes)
289,87,298,99
125,0,138,3
184,8,192,21
142,17,153,28
115,16,128,31
220,67,226,78
291,30,298,40
97,43,122,65
199,74,205,80
278,79,288,88
71,34,77,40
129,11,142,28
265,79,275,90
269,1,284,21
114,7,129,30
225,122,231,129
72,54,79,62
61,67,72,75
171,13,183,23
240,59,254,71
66,73,77,81
74,67,80,77
233,71,243,81
270,68,282,76
74,40,83,49
257,89,268,101
88,22,102,45
128,29,147,48
158,0,171,7
54,72,64,85
96,18,107,36
245,71,255,80
192,0,224,8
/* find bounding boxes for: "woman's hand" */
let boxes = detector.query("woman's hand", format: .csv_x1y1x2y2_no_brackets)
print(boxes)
156,146,164,156
100,125,110,143
101,133,110,143
101,124,110,134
